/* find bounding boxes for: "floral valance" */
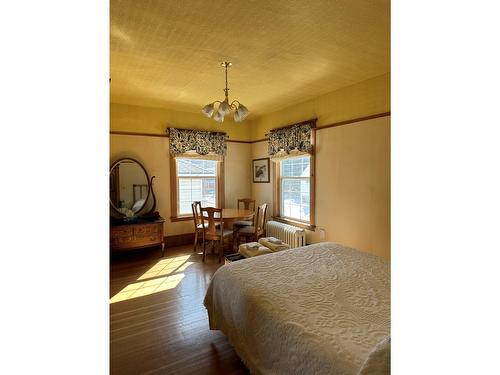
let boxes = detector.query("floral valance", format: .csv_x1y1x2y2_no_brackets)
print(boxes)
268,120,316,158
168,128,227,157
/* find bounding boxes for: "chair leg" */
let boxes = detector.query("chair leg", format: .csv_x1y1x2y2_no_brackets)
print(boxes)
193,230,198,252
219,238,224,263
202,230,205,252
202,237,206,262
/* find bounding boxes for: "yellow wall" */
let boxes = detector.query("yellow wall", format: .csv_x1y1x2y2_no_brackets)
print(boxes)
248,74,390,259
110,73,389,143
110,72,390,257
315,117,390,258
251,116,390,259
110,102,251,142
251,141,275,220
224,143,253,209
248,73,390,141
110,134,252,236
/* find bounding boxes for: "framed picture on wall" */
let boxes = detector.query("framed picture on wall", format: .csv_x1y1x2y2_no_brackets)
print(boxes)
252,158,270,183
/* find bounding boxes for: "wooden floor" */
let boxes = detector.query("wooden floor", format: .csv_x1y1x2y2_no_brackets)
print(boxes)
110,244,249,375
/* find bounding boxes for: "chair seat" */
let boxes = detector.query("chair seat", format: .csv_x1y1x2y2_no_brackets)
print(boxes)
233,220,253,227
238,226,256,234
206,228,233,240
222,228,234,237
197,222,221,229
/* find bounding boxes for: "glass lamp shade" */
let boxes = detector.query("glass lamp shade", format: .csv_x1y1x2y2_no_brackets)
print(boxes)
218,100,231,115
234,110,241,122
201,103,215,118
213,109,225,123
235,103,249,122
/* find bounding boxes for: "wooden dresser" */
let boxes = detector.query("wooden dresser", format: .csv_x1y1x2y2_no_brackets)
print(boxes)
111,218,165,256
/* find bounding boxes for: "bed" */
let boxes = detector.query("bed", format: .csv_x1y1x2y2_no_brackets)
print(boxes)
203,242,390,375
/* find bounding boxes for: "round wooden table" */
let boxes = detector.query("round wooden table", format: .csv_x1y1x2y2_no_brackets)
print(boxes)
203,208,254,225
221,208,254,222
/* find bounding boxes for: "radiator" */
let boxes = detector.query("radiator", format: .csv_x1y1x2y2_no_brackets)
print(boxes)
265,221,307,248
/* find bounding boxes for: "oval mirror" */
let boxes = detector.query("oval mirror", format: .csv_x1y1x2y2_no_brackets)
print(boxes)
110,158,150,216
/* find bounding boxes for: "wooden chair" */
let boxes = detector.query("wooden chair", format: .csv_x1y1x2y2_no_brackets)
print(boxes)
191,201,204,252
233,198,256,229
236,203,268,246
200,207,233,263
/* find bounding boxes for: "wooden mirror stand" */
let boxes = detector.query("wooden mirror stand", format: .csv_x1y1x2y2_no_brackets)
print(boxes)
110,158,165,257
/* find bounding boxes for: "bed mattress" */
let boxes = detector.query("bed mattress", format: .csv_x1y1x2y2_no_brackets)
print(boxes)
204,242,390,375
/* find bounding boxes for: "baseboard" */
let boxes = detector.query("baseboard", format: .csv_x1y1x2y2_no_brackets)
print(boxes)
164,233,195,248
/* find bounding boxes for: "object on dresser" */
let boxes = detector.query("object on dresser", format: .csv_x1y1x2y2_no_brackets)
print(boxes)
142,211,161,221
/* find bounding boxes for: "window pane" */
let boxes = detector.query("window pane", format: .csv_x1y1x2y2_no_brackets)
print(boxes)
202,178,216,207
177,158,218,215
301,206,310,221
300,179,310,193
178,177,217,214
281,156,310,177
301,193,309,205
280,155,311,222
179,201,192,215
282,163,292,177
177,159,216,176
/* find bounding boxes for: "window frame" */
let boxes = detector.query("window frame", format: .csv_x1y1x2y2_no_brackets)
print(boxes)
170,156,225,222
272,130,316,230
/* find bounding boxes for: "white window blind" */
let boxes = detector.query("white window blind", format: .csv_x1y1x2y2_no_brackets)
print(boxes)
176,158,217,215
280,156,310,222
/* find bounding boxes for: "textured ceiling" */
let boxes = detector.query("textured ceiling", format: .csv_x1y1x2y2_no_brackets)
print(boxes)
110,0,390,117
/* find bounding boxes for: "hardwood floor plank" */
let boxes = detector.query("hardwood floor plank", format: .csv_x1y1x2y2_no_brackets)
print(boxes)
110,245,249,374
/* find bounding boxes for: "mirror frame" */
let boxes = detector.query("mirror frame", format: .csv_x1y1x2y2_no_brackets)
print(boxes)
110,157,151,217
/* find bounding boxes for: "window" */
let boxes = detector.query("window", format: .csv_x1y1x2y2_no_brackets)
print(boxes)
280,156,311,222
170,157,224,220
273,153,315,230
177,159,217,215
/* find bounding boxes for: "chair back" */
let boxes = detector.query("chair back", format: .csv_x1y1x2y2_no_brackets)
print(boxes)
200,207,223,241
191,201,202,229
237,198,256,211
255,203,268,237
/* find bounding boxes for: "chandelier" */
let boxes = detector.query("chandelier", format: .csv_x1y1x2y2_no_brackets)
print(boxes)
202,62,249,123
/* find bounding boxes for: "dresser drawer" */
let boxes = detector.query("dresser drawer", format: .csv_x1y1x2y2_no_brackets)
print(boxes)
111,236,134,248
134,233,163,244
134,224,161,235
111,219,164,252
112,226,133,237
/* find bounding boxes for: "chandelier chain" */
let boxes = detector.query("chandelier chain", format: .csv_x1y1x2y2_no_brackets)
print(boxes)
224,62,229,99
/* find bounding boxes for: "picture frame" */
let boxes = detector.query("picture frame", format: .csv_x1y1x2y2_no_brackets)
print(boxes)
252,158,270,183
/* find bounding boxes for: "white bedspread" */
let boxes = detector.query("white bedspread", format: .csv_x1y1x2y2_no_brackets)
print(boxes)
203,242,390,375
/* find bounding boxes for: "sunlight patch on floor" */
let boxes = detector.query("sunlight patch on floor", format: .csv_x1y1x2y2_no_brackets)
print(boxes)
110,254,193,304
137,255,191,280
